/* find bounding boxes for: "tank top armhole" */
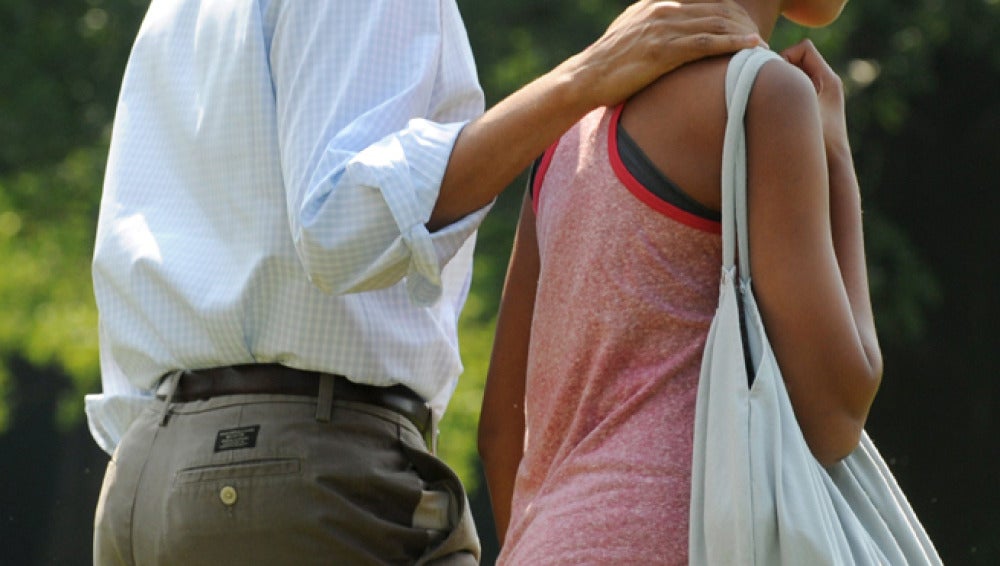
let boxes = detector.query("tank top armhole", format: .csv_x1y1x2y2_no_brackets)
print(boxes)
531,140,560,215
607,105,722,234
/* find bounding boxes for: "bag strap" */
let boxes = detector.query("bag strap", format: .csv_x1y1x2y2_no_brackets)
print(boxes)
721,47,782,285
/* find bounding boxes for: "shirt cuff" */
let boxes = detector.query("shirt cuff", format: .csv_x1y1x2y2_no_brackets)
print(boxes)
85,392,156,456
345,119,492,306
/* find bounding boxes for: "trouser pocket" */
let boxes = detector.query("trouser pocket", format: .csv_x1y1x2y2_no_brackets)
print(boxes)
399,430,481,566
94,410,161,566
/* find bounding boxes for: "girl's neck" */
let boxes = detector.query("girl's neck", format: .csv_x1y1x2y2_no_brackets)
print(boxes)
727,0,783,42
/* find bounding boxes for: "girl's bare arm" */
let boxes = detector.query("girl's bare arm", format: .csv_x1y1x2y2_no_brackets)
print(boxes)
478,192,539,542
746,53,882,466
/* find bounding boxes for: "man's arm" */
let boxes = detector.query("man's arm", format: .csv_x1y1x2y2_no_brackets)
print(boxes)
430,0,764,229
271,1,760,305
269,1,485,304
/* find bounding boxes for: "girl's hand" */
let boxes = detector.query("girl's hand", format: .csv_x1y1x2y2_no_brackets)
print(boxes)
781,39,849,154
568,0,765,109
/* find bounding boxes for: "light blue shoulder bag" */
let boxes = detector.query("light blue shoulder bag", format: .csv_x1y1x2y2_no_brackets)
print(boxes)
688,47,942,566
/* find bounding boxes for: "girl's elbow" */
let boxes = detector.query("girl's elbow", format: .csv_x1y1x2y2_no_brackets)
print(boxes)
806,370,881,466
810,417,865,467
869,354,884,396
859,331,884,400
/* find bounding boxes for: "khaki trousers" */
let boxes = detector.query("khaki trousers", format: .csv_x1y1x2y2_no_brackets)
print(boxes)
94,390,479,565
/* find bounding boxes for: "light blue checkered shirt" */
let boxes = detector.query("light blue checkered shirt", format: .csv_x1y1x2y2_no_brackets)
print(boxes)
86,0,488,455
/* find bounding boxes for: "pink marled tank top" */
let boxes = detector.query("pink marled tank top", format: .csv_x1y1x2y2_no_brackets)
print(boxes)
499,106,722,565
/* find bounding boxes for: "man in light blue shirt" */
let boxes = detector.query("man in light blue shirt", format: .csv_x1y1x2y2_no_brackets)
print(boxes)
90,1,761,563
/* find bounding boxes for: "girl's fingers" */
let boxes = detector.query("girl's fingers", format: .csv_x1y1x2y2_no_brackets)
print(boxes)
781,39,849,147
781,39,838,94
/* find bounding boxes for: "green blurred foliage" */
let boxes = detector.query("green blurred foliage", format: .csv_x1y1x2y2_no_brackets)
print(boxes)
0,0,147,173
0,0,147,432
0,146,105,429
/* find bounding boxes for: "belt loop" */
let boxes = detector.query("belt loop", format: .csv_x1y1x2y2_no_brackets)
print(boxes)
316,373,335,422
159,370,183,426
427,409,441,456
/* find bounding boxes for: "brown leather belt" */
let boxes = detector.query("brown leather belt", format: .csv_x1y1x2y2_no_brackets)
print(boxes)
159,364,431,434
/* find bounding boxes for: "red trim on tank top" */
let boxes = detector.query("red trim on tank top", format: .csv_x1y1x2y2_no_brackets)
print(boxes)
607,105,721,234
532,140,560,215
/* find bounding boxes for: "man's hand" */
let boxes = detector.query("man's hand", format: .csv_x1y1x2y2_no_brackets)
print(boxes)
431,0,763,230
566,0,765,109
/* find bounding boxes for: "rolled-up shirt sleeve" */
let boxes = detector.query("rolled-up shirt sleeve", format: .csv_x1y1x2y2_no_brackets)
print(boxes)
269,0,487,306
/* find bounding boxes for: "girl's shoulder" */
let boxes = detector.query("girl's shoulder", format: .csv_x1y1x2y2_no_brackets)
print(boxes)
618,55,734,214
622,54,732,143
618,54,823,215
747,55,822,123
625,53,820,146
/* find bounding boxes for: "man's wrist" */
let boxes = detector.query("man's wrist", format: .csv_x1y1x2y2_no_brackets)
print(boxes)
550,52,603,115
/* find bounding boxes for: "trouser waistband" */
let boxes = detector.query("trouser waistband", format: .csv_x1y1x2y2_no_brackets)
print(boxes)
155,364,431,436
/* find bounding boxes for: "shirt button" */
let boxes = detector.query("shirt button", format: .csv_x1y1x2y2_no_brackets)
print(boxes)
219,485,238,506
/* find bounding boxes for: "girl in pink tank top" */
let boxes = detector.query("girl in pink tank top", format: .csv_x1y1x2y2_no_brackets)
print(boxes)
499,106,720,563
479,2,883,563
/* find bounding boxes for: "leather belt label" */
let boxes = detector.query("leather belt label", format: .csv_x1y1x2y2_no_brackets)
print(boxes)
214,425,261,452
